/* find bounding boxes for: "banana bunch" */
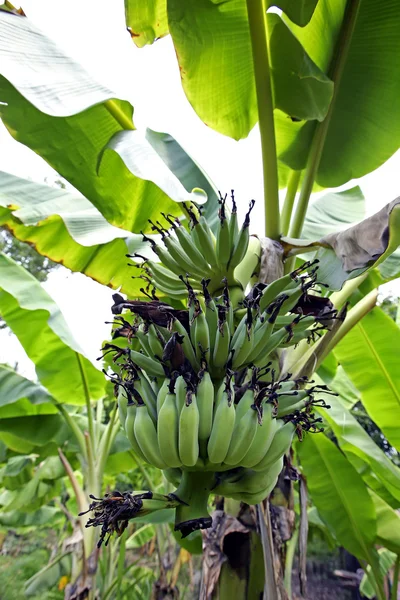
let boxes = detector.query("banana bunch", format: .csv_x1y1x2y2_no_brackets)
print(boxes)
133,192,260,301
98,194,336,539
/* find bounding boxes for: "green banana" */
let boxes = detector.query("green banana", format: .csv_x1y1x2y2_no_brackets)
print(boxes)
241,403,278,468
169,317,199,371
251,327,291,367
224,458,284,503
233,235,261,290
117,390,128,429
129,350,165,378
161,233,205,279
203,285,218,354
163,467,182,487
228,193,239,254
156,378,170,414
207,389,236,464
175,375,187,415
212,310,231,371
147,324,164,358
178,391,200,467
157,392,182,468
275,390,309,418
124,402,149,463
134,325,153,357
216,201,231,270
224,404,258,466
192,308,210,363
134,404,167,470
228,200,255,269
197,369,215,441
190,215,219,269
234,387,255,422
258,274,299,313
166,217,212,274
252,421,296,471
231,312,254,369
145,260,188,291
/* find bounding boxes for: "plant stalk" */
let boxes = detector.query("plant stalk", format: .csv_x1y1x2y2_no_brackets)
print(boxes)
317,289,378,365
246,0,280,239
284,527,299,599
392,554,400,600
76,355,97,452
57,404,87,461
330,272,369,309
281,170,301,236
289,0,362,239
174,470,214,529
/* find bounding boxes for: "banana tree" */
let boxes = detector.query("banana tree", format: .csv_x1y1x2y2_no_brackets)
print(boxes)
1,0,400,598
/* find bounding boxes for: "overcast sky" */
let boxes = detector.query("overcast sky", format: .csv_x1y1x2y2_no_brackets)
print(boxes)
1,0,399,378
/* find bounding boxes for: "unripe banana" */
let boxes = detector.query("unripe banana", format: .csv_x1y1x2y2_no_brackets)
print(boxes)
229,193,239,250
225,458,284,503
241,403,278,468
136,369,158,423
207,391,236,464
216,205,231,270
234,235,261,290
175,375,187,415
258,274,299,313
178,391,200,467
157,392,182,468
212,315,231,372
163,467,182,487
161,234,205,279
276,390,309,418
231,316,254,369
149,242,185,277
117,390,128,429
251,327,291,367
134,325,153,357
234,387,255,422
204,297,218,354
134,404,167,469
157,378,170,414
251,421,296,472
129,350,165,378
192,308,210,363
224,405,258,466
197,369,215,441
146,260,183,289
170,317,199,371
169,219,212,274
124,402,149,463
228,200,255,269
191,216,219,269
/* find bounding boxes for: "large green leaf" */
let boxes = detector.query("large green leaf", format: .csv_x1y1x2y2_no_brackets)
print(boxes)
278,0,400,187
125,0,168,47
301,187,365,240
269,0,319,26
334,306,400,451
0,253,105,404
0,170,151,297
166,1,333,140
0,11,208,232
0,364,57,418
318,396,400,504
370,491,400,554
297,433,376,560
360,548,397,600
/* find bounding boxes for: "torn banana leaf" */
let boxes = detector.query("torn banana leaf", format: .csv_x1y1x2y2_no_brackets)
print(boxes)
282,198,400,289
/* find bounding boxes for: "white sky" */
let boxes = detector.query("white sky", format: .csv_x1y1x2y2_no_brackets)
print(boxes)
1,0,400,378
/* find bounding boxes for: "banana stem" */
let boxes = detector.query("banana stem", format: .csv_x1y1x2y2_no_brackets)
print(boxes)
281,170,301,236
284,527,299,599
174,471,215,533
246,0,280,240
289,0,362,239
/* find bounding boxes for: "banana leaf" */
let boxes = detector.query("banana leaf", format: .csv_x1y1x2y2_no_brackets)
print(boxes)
333,306,400,451
0,253,105,405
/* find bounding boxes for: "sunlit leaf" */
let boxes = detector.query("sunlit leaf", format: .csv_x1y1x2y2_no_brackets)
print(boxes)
0,253,106,404
334,306,400,451
125,0,168,47
297,433,377,560
278,0,400,188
